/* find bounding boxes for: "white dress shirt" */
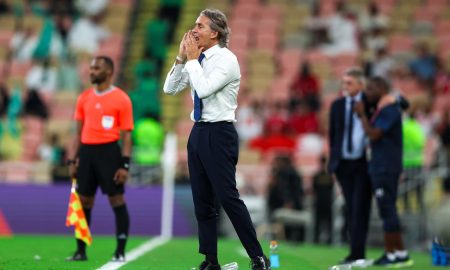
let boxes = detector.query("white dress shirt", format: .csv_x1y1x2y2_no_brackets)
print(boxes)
342,91,366,159
163,44,240,122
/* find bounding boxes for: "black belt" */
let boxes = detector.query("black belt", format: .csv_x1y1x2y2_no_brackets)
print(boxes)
194,121,234,127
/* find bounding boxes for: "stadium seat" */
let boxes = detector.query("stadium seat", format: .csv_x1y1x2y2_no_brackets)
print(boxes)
388,34,414,53
0,162,32,183
0,30,13,45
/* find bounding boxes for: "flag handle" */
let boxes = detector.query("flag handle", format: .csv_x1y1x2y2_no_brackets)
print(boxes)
71,178,76,192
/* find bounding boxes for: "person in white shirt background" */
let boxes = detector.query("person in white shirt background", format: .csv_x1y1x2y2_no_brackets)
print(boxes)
163,8,270,270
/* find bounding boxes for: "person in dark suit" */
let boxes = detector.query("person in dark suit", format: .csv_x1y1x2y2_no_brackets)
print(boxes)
267,154,304,242
328,67,372,264
163,9,270,270
313,156,333,245
354,77,413,267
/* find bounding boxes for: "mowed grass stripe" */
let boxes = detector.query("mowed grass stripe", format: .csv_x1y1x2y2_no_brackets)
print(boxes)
0,235,149,270
0,235,440,270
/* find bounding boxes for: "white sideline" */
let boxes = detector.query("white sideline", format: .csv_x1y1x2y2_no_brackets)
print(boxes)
97,236,169,270
97,133,178,270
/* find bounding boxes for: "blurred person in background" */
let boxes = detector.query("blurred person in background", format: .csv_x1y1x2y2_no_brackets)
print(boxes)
430,178,450,243
436,110,450,173
364,27,387,53
38,133,69,182
131,112,164,184
328,67,372,265
359,1,388,36
402,111,426,213
355,77,413,267
369,48,395,81
236,97,264,144
0,83,10,138
25,58,57,100
68,14,109,54
0,0,10,14
409,42,438,89
9,22,39,62
163,9,270,269
434,60,450,95
267,154,305,243
305,2,329,49
23,88,49,121
313,156,333,245
66,56,133,262
263,101,289,137
321,1,359,56
287,101,319,136
290,62,321,112
249,101,295,155
75,0,109,17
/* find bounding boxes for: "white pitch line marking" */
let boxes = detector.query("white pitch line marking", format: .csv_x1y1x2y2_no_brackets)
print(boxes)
97,236,169,270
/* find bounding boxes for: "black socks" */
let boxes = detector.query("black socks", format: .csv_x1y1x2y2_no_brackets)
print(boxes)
74,205,129,256
113,204,130,255
206,254,219,265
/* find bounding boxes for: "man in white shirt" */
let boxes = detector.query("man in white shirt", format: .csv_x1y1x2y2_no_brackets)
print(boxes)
163,9,270,270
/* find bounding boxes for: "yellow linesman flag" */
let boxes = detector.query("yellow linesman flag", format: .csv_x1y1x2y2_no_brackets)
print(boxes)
66,180,92,245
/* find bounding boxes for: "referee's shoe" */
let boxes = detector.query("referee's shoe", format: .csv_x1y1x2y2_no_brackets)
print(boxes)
65,252,87,261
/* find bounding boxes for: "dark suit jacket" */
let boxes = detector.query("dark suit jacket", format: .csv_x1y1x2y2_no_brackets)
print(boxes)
328,93,376,173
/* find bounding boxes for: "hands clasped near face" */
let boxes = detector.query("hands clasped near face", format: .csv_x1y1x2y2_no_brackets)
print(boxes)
179,30,204,61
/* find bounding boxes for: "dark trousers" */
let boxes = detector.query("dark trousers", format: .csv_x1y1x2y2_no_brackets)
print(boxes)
336,158,372,259
187,122,263,258
370,173,401,232
314,202,332,244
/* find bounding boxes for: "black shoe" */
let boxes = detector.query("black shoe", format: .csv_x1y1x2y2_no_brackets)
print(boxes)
373,253,396,266
198,260,221,270
65,252,87,261
251,255,271,270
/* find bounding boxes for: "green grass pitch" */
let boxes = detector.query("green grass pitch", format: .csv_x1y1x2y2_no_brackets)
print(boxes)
0,235,440,269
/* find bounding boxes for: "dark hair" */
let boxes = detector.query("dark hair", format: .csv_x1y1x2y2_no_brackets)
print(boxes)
95,56,114,74
200,9,230,48
369,76,391,93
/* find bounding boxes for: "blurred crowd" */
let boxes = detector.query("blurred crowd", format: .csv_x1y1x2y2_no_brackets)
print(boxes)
0,0,151,183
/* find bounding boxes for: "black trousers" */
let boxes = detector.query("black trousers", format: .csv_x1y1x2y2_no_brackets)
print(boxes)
187,121,263,258
335,158,372,259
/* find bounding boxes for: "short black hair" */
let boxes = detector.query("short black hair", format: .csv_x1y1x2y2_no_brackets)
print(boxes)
369,76,390,93
95,56,114,74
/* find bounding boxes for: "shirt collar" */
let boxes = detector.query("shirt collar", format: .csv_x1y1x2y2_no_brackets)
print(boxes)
202,44,221,60
347,91,362,102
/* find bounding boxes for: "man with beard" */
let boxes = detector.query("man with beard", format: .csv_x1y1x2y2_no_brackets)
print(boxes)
163,9,270,270
66,56,133,262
